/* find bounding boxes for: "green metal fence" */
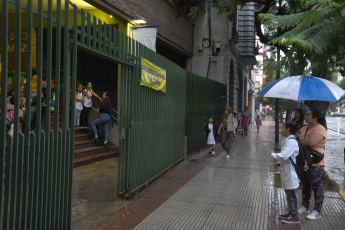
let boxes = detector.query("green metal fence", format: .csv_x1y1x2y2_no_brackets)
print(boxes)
118,40,187,197
185,73,227,154
0,0,77,229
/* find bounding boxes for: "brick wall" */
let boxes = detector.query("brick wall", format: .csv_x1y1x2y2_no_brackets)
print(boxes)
102,0,193,55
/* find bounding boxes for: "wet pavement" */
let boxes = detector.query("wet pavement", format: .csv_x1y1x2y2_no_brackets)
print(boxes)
325,116,345,189
71,158,129,230
90,121,345,229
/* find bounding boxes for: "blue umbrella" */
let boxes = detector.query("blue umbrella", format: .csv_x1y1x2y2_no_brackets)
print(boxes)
258,75,345,102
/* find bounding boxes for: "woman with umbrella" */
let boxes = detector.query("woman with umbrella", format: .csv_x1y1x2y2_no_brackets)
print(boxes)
297,108,327,220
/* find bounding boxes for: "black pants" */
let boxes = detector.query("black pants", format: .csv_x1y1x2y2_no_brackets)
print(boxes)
80,106,91,127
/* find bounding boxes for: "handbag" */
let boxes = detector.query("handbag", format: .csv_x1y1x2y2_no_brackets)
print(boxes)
308,148,324,163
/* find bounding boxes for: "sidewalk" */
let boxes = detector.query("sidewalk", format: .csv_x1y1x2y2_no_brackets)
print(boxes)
93,121,345,229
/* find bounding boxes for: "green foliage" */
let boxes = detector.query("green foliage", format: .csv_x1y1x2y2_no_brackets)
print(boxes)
187,6,202,20
212,0,247,20
338,77,345,89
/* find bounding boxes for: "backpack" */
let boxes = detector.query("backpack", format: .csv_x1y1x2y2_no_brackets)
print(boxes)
241,116,248,126
289,137,312,180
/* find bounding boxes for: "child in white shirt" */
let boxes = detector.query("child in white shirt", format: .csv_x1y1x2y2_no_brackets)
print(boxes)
270,122,300,224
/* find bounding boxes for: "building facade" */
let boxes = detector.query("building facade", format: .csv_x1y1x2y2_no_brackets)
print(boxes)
191,2,257,114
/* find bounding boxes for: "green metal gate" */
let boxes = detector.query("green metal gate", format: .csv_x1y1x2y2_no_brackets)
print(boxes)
117,39,187,197
1,0,77,229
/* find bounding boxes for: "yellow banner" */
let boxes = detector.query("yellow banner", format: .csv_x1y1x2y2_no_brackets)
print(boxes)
141,57,166,93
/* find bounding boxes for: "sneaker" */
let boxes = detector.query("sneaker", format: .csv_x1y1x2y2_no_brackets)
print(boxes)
226,155,230,159
211,151,215,156
306,210,321,220
208,151,212,155
281,216,300,224
298,206,310,215
278,213,290,219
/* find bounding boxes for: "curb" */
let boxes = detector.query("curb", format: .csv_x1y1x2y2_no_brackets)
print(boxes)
339,187,345,201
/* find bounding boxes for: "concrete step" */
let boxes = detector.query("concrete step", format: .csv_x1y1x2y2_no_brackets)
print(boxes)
73,151,117,168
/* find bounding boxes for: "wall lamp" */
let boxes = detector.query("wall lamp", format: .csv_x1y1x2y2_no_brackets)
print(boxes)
132,15,147,24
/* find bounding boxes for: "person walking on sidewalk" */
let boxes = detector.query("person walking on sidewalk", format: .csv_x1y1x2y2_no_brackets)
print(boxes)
90,91,112,146
270,122,300,224
241,114,249,135
297,108,327,220
255,115,262,133
204,115,219,156
218,107,237,159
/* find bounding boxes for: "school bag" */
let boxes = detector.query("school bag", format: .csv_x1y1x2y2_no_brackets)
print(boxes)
289,137,312,180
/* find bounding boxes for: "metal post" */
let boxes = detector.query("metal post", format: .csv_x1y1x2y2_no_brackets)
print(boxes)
275,0,282,150
275,48,280,150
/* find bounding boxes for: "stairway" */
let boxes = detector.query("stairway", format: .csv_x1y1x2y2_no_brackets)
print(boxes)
49,109,118,167
74,128,118,167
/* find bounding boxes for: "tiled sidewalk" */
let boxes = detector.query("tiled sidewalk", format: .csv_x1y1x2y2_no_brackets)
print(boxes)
94,122,345,230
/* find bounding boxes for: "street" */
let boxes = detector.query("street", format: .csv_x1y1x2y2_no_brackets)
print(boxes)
325,116,345,189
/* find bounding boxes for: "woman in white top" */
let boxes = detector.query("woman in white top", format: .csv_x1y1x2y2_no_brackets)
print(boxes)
80,82,102,127
75,84,85,127
218,107,237,159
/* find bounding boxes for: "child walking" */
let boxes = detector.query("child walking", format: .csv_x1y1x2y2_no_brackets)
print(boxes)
255,115,262,133
204,115,219,156
269,122,300,224
241,114,248,135
75,84,84,127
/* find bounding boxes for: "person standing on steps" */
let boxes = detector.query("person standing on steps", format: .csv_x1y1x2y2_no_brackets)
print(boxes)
218,107,237,159
75,84,85,127
90,91,112,146
80,82,102,127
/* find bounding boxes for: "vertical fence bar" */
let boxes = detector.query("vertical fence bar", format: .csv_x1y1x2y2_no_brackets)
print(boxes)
0,0,9,226
52,0,62,228
98,19,102,52
9,0,22,227
61,2,71,227
103,22,107,54
15,133,24,230
3,134,13,230
80,9,85,45
43,0,53,229
93,15,97,50
87,13,91,48
66,5,78,227
23,0,33,228
107,24,112,55
32,1,44,228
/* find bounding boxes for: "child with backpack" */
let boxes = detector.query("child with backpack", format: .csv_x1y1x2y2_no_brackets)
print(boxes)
269,122,300,224
204,115,219,156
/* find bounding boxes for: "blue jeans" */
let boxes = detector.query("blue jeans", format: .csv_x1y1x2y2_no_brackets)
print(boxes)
90,113,110,141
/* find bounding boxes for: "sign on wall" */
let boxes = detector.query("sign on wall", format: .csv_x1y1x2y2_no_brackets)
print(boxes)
141,57,166,93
